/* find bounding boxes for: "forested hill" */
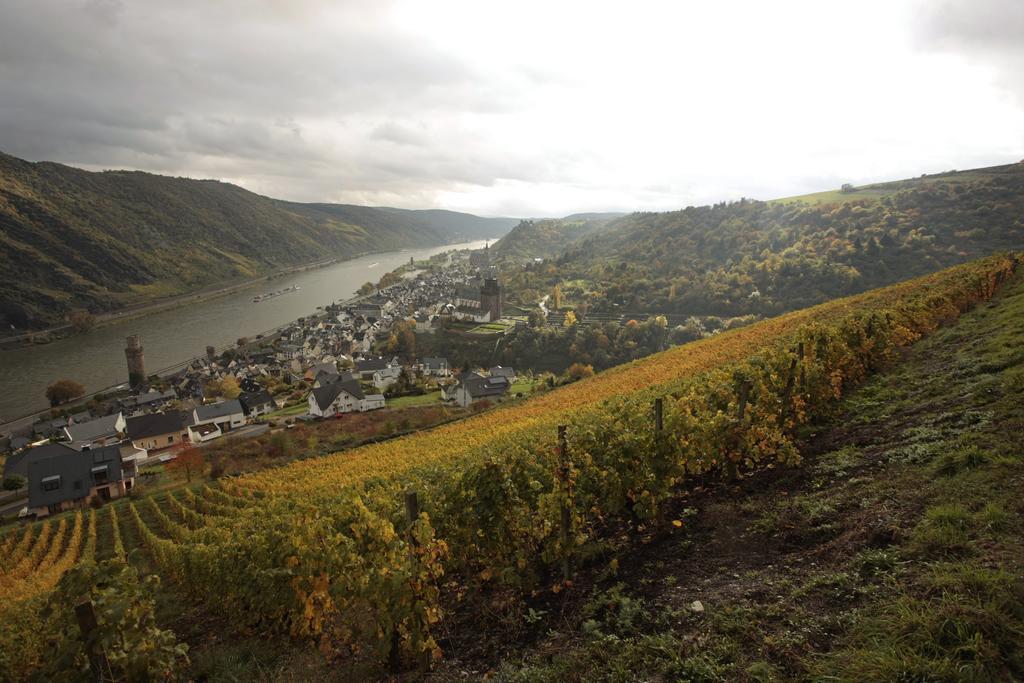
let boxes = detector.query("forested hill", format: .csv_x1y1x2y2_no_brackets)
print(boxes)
0,152,515,329
492,213,623,261
531,162,1024,317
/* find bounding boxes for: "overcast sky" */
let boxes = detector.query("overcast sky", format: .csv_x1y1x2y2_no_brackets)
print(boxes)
1,0,1022,217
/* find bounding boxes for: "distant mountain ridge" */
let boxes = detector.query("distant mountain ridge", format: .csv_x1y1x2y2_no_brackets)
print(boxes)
0,152,517,329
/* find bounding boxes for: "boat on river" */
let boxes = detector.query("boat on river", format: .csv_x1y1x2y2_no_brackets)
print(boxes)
253,284,301,303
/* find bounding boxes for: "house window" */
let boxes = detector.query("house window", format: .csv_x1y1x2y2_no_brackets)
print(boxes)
168,435,174,444
91,466,109,485
41,475,61,491
73,480,82,490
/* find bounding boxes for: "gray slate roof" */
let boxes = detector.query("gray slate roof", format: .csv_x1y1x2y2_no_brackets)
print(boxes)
239,390,274,414
124,389,176,407
126,411,185,440
355,358,389,373
194,399,243,422
27,443,125,510
489,366,516,379
4,442,77,479
460,372,511,398
64,413,123,443
310,379,365,411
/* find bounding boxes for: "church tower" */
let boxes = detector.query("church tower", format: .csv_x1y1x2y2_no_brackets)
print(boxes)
480,277,503,321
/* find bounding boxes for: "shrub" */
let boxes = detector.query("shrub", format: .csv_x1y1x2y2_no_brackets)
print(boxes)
2,474,26,491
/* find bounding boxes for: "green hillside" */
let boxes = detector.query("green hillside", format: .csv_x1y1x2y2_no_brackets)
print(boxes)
493,214,621,262
0,152,515,329
506,161,1024,319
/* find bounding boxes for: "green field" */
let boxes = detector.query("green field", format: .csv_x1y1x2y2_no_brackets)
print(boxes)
770,164,1019,205
265,401,308,418
386,390,443,408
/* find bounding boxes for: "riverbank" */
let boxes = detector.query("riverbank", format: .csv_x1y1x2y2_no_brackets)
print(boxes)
0,256,349,349
0,240,487,426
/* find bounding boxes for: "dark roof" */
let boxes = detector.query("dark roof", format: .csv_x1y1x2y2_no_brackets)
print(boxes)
489,366,516,379
423,357,448,369
239,390,274,413
27,443,125,510
461,373,511,398
4,442,77,479
126,411,185,440
355,358,389,372
124,389,176,407
307,362,338,376
194,399,243,422
310,379,365,411
456,284,481,301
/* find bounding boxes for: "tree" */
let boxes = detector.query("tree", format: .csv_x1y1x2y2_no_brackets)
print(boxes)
68,310,95,333
563,311,578,327
566,363,595,381
528,309,545,328
204,376,240,400
166,446,205,483
377,271,402,289
386,320,416,358
552,284,563,310
267,432,292,458
357,281,375,296
46,379,85,407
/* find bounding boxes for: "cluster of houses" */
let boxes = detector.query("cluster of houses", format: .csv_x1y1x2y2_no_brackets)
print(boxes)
167,262,506,403
2,387,276,518
2,251,522,519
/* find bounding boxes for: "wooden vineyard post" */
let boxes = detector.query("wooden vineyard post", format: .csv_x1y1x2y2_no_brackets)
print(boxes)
75,600,111,682
779,343,802,429
736,379,751,422
728,379,752,482
390,490,422,674
404,490,420,534
798,340,806,393
653,398,666,527
558,425,572,582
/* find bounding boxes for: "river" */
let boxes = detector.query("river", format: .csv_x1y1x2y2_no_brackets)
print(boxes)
0,240,487,423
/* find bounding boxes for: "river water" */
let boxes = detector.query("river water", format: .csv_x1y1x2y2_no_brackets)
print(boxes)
0,241,487,422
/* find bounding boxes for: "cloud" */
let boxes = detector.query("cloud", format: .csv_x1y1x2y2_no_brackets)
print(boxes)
914,0,1024,103
0,0,1022,216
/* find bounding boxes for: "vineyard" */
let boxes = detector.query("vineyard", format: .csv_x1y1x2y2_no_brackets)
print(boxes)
0,254,1018,679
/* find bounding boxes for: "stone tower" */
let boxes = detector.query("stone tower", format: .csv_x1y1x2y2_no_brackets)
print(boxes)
125,335,146,389
480,277,503,321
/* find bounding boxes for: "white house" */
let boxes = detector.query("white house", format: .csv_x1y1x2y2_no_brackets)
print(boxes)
192,399,245,432
361,393,386,411
238,390,276,418
451,372,511,408
372,365,402,391
308,380,386,417
489,366,517,383
413,312,434,333
421,357,450,377
187,422,223,443
63,413,127,447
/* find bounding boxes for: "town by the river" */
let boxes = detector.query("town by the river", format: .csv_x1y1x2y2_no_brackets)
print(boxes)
0,240,487,422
